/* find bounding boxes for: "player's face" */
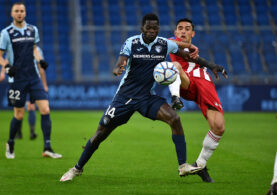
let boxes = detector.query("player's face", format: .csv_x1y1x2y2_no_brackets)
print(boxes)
11,4,26,24
174,21,195,43
141,20,159,44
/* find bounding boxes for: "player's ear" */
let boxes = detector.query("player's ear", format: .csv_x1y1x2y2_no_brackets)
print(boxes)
192,31,195,38
174,30,177,37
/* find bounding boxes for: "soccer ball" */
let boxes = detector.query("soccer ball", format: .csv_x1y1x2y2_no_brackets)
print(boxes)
153,61,178,85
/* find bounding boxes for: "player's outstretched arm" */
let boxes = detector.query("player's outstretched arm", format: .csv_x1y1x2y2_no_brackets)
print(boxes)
175,48,228,79
170,39,199,59
113,56,128,76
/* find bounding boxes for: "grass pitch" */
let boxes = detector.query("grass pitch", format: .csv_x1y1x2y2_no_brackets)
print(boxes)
0,111,276,194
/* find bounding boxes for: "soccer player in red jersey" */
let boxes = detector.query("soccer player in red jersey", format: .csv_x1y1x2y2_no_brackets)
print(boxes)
168,18,228,182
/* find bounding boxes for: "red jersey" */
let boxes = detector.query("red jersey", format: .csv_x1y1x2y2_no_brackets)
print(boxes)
169,37,212,82
169,37,223,118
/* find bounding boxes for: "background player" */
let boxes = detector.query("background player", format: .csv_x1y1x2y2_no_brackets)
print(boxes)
15,46,48,140
60,13,227,182
0,2,61,159
168,18,228,182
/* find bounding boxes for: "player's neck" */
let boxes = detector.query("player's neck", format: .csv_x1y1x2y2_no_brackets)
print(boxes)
13,20,25,28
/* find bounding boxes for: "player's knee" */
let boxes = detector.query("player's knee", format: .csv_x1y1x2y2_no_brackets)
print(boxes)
168,112,181,127
39,106,50,115
212,122,225,136
14,111,24,120
27,103,35,111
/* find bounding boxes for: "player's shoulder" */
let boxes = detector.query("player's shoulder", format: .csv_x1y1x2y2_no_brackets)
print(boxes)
156,36,172,45
126,35,140,44
1,24,13,34
26,23,38,32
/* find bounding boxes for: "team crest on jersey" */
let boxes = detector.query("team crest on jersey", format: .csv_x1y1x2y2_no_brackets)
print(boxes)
157,38,166,45
155,45,162,53
132,38,139,44
26,30,31,36
9,28,14,34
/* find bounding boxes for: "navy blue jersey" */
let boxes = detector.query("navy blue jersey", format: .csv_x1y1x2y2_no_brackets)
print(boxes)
0,23,40,83
117,34,178,99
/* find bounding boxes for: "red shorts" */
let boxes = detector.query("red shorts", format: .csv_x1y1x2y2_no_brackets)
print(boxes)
180,76,224,119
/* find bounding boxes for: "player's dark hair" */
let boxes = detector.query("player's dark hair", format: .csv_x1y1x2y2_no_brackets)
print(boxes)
176,18,194,31
11,2,26,9
142,13,159,26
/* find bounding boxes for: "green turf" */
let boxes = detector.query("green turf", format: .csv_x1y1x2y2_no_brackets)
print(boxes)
0,111,276,194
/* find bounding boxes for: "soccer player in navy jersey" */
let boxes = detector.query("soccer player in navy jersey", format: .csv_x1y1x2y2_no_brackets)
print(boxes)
0,2,61,159
15,46,48,140
168,18,228,182
60,13,225,182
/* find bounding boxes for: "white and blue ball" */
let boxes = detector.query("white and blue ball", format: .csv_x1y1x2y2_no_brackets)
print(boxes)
153,61,178,85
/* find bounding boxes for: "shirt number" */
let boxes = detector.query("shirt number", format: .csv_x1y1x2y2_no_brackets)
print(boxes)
9,89,21,100
105,105,115,118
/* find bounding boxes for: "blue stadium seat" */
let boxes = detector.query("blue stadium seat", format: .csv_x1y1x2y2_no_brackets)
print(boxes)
237,0,250,6
265,53,277,72
229,45,246,74
247,53,264,73
240,14,254,25
81,51,93,76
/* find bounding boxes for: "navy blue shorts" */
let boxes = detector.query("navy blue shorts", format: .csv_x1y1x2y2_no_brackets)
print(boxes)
99,94,166,129
8,79,48,107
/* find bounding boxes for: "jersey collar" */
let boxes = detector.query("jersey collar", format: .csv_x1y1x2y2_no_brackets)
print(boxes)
139,33,158,51
11,22,27,34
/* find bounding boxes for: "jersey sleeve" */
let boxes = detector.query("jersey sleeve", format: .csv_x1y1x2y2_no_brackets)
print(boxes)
0,30,9,51
167,39,178,55
34,26,40,44
119,37,132,57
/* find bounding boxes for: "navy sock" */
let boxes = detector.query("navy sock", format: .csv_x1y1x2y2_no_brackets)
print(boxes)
41,114,51,149
172,134,187,165
28,110,36,133
75,140,99,170
8,117,22,152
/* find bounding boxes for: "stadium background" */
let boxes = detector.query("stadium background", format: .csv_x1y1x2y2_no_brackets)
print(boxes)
0,0,276,111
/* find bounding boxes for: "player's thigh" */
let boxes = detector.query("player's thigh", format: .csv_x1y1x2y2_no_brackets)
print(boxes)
29,79,48,104
156,103,180,124
172,62,190,89
7,82,27,108
99,98,135,129
137,95,170,120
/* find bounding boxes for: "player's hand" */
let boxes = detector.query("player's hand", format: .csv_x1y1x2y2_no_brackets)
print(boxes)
39,60,48,70
188,44,199,59
5,64,16,77
113,60,126,76
212,65,228,80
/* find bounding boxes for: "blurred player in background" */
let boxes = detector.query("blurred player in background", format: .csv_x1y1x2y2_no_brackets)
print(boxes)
15,46,48,140
267,152,277,195
60,13,226,182
0,2,61,159
168,18,228,182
